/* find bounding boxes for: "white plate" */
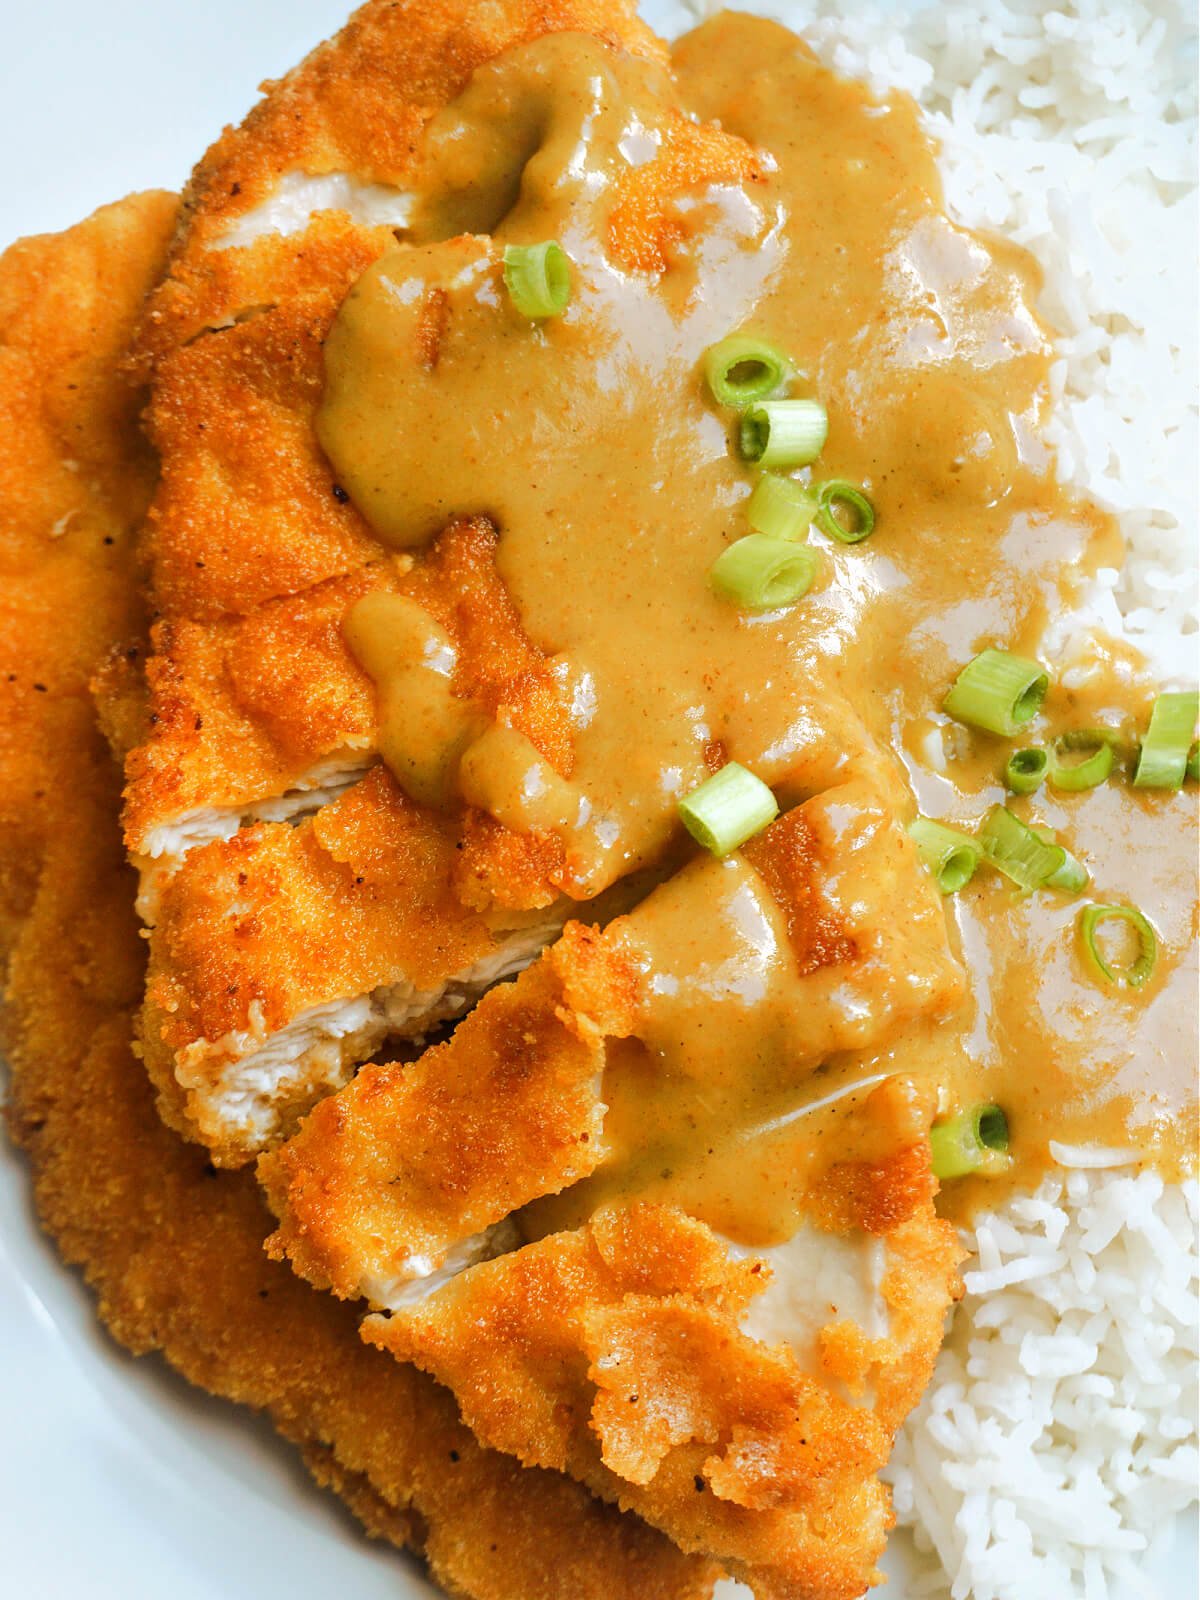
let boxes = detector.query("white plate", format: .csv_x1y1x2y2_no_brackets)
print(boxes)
0,4,1194,1597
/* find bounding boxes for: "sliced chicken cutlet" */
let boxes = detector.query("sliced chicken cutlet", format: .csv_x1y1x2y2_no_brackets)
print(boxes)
118,0,772,1165
0,193,716,1600
366,1105,962,1600
136,515,589,1164
261,778,962,1305
261,775,965,1595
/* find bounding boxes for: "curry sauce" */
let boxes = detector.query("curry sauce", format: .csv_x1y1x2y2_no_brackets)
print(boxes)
316,13,1198,1238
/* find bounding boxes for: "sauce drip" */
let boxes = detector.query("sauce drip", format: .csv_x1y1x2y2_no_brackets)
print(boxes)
321,15,1198,1231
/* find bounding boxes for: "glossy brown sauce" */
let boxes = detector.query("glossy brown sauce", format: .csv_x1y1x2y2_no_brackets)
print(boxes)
319,14,1198,1238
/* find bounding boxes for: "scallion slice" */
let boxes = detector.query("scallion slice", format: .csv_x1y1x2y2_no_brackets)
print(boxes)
1078,903,1158,988
1027,826,1089,892
704,335,790,409
979,804,1065,890
930,1105,1011,1180
746,473,817,541
943,649,1048,737
815,480,875,545
679,762,779,857
1004,747,1047,795
1045,849,1089,893
739,399,828,469
1048,729,1116,793
909,817,981,895
1133,691,1199,789
708,535,821,612
502,241,571,319
1188,743,1199,782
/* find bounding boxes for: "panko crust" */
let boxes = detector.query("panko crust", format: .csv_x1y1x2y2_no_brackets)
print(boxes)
0,194,716,1600
142,260,388,619
134,0,666,366
124,515,572,857
129,0,666,622
261,785,961,1314
259,922,638,1299
366,1176,960,1600
140,763,497,1143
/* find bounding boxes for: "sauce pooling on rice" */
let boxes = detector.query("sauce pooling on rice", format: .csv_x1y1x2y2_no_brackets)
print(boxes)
317,12,1198,1234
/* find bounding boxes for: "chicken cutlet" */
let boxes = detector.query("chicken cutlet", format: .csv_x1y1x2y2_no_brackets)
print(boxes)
119,0,775,1166
0,192,716,1600
259,777,965,1596
260,779,963,1306
28,2,1190,1597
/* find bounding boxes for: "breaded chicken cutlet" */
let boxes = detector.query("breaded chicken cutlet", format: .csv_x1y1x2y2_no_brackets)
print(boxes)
260,783,966,1597
0,193,716,1600
120,0,693,1167
94,3,972,1594
117,0,859,1173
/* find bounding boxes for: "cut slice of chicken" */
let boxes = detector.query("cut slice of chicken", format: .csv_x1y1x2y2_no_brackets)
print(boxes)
364,1081,965,1600
260,778,964,1305
141,761,573,1166
127,0,668,623
130,509,623,1165
123,519,577,916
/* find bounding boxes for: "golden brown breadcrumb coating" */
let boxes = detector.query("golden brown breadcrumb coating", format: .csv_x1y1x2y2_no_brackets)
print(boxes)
0,194,716,1600
117,0,769,1169
260,781,962,1308
129,0,668,621
261,764,963,1596
366,1110,963,1600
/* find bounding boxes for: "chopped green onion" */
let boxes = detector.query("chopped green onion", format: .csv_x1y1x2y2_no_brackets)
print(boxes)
746,474,817,541
979,804,1065,891
1188,743,1199,782
1078,903,1158,988
679,762,778,857
1004,747,1047,795
814,480,875,545
704,335,790,409
1133,691,1199,789
1048,729,1116,793
502,241,571,318
943,649,1048,737
908,817,982,894
708,535,820,612
1045,848,1089,893
930,1105,1011,1180
739,399,828,469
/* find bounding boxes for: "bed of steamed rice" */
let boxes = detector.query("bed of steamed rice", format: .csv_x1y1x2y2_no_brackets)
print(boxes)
663,2,1198,1596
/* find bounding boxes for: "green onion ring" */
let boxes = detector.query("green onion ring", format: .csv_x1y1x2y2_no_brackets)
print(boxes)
1048,729,1116,792
1044,849,1089,893
1134,691,1199,789
1188,742,1199,782
815,480,875,545
745,473,818,541
708,535,821,612
930,1105,1012,1180
979,804,1065,891
739,399,828,469
704,335,790,409
502,241,572,319
678,762,779,857
943,649,1049,737
908,817,982,895
1004,747,1048,795
1078,903,1158,988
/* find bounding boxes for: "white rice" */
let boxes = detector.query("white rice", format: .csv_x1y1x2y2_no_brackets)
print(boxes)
667,2,1199,1596
887,1165,1199,1600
